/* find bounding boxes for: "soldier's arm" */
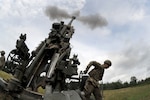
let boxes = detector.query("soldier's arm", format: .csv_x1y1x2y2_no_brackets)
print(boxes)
84,61,97,73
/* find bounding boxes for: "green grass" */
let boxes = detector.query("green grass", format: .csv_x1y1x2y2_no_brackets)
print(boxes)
103,84,150,100
0,70,13,81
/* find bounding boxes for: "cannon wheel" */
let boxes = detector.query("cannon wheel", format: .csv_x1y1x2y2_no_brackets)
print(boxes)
3,49,20,74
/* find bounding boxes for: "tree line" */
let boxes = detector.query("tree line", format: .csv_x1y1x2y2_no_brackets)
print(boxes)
103,76,150,90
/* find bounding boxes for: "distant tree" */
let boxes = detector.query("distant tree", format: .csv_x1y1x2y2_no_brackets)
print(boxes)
114,80,123,89
130,76,137,86
103,76,150,90
123,81,129,88
103,80,123,90
144,77,150,84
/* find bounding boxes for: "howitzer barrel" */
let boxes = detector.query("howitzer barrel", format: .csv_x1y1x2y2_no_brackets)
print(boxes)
68,16,76,26
25,43,46,87
60,16,76,35
24,39,51,86
47,53,60,78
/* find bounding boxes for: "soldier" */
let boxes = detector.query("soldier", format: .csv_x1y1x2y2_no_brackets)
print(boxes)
0,51,5,70
83,60,112,100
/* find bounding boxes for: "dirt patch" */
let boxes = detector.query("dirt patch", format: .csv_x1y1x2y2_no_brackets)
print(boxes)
0,92,14,100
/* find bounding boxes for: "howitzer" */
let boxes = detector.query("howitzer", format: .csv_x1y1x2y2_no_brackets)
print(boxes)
24,16,77,90
0,16,85,100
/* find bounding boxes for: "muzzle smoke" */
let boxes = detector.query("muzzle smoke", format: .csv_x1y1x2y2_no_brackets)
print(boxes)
45,5,108,29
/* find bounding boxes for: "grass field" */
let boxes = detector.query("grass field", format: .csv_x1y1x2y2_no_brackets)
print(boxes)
0,70,13,81
103,84,150,100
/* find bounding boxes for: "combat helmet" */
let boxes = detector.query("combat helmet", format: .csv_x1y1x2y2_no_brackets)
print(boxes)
104,60,112,66
1,51,5,55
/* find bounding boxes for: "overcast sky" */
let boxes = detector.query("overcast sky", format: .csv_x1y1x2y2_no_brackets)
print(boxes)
0,0,150,83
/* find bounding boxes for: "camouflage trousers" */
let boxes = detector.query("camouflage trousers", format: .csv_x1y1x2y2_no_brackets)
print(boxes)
83,77,102,100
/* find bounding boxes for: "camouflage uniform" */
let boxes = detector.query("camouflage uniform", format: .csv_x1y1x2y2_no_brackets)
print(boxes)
0,51,5,70
83,61,104,100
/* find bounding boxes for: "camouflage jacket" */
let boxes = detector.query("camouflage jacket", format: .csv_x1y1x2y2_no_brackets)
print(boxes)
86,61,104,81
0,56,5,66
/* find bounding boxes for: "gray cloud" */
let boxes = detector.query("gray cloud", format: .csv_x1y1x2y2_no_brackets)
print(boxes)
45,5,108,29
45,6,72,20
119,42,150,69
77,14,108,29
108,40,150,82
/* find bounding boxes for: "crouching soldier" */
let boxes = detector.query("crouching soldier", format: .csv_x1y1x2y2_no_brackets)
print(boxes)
83,60,112,100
